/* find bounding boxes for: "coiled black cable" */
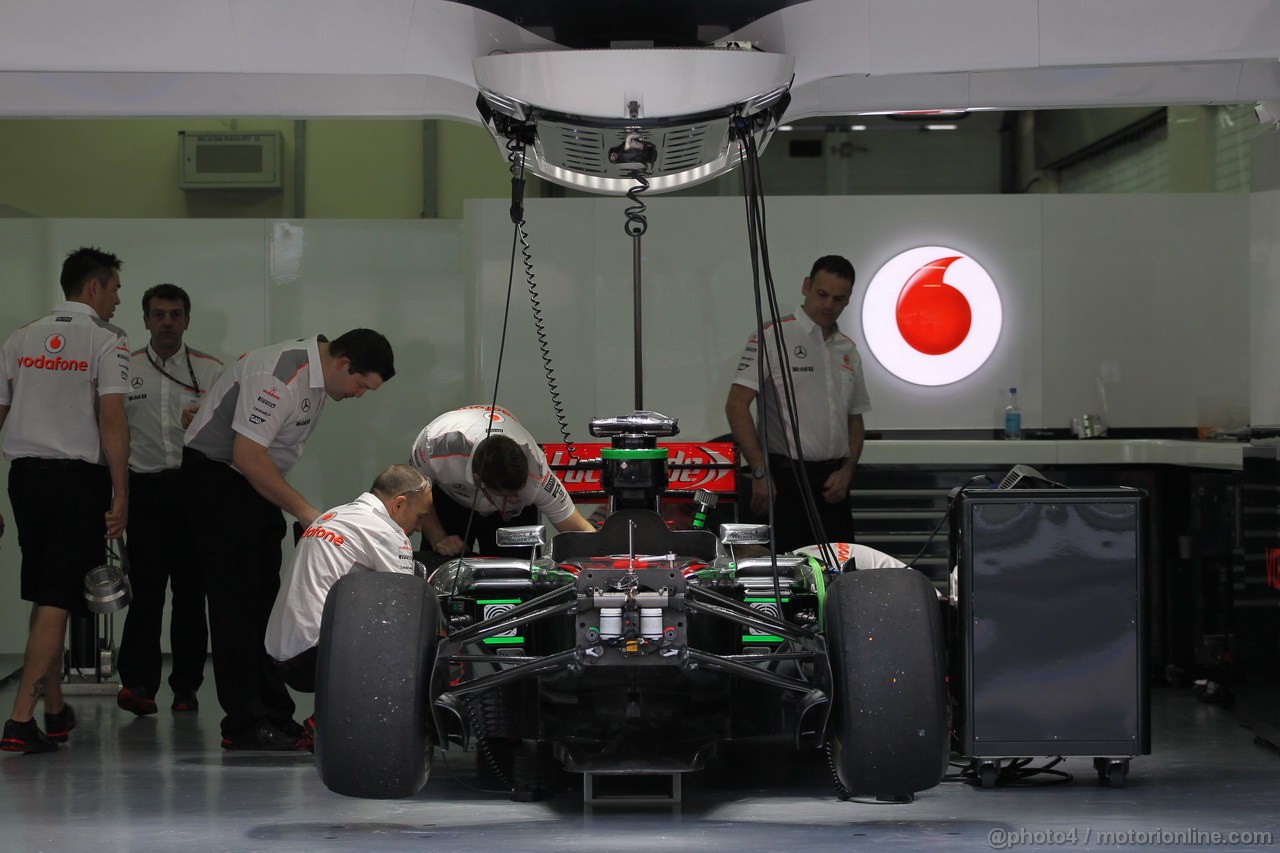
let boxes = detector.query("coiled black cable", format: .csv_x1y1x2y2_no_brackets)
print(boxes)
623,171,650,237
518,218,578,460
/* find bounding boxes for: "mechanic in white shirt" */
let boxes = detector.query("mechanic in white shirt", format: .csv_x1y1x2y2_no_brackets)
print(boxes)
266,464,431,692
726,255,871,552
793,542,906,571
0,246,131,753
182,328,395,752
116,283,223,718
409,405,594,561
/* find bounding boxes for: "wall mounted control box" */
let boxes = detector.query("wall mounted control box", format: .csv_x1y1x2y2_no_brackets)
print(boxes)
179,131,282,189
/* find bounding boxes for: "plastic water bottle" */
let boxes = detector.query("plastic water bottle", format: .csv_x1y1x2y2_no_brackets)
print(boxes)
1003,387,1023,440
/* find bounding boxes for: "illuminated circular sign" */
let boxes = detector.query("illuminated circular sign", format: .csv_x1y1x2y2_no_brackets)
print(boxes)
860,246,1002,386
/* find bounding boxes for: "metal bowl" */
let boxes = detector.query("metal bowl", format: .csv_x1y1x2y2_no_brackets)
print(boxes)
84,564,132,613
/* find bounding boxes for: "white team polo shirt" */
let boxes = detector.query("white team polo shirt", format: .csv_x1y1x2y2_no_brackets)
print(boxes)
265,492,415,661
409,405,576,523
126,343,223,474
0,301,131,463
184,336,326,475
732,304,871,461
794,542,906,570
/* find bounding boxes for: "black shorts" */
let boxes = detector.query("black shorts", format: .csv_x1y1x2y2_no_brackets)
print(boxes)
8,458,111,616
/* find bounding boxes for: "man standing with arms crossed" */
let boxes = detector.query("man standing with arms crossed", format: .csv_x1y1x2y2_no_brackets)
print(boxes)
725,255,870,553
0,247,131,753
117,284,223,717
183,329,395,750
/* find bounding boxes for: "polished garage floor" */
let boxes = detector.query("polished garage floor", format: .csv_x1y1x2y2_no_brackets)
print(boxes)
0,668,1276,853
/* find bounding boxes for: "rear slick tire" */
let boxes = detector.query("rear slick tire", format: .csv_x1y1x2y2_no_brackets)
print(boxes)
824,568,948,800
315,571,439,799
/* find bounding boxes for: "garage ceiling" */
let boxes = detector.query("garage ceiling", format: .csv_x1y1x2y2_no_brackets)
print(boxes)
2,0,1280,119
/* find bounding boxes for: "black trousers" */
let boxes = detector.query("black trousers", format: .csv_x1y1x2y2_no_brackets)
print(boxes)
116,471,207,696
430,483,537,558
181,448,295,738
736,454,857,553
274,646,318,694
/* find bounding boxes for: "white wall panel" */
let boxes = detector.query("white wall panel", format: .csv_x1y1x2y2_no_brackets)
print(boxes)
472,194,1244,441
1251,190,1280,426
472,200,601,446
0,221,49,654
45,219,270,358
1041,194,1250,430
264,219,466,518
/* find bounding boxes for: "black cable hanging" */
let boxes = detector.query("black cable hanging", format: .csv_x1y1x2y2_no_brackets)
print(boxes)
450,137,524,595
518,219,579,461
736,122,787,609
736,119,839,575
748,130,836,569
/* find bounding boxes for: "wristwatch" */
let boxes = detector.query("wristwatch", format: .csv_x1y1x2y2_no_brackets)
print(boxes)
750,466,767,480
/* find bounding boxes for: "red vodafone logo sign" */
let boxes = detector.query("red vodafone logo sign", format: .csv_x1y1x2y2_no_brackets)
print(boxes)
861,246,1002,386
45,334,67,354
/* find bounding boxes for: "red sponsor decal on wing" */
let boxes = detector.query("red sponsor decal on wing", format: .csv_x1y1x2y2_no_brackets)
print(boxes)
543,442,737,497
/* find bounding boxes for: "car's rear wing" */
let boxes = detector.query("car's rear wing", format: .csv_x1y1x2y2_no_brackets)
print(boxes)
542,441,738,502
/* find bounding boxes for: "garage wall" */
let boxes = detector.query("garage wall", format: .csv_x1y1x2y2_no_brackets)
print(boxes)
0,192,1252,652
473,193,1249,442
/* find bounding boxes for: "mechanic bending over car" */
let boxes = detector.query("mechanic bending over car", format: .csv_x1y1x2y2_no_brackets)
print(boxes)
409,404,594,563
183,328,395,751
726,255,870,552
265,464,432,693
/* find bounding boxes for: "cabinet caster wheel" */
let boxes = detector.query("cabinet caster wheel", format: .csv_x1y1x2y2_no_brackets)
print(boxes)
978,760,999,789
1094,757,1128,788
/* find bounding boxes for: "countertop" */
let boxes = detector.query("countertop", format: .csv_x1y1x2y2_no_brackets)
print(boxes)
861,438,1243,470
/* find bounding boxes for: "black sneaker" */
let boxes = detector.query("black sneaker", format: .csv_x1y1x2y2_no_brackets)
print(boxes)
171,691,199,713
1,719,58,754
43,704,76,743
220,722,307,752
270,718,313,751
117,687,158,717
301,716,316,752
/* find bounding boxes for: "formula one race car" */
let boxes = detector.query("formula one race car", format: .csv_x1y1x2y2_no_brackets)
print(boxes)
313,411,947,802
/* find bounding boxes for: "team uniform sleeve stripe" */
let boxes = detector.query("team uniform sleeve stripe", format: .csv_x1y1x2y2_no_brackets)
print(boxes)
271,351,310,383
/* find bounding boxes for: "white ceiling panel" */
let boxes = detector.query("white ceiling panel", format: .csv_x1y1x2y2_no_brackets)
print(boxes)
227,0,418,75
1039,0,1280,67
0,0,241,72
867,0,1040,75
2,0,1280,118
969,63,1253,111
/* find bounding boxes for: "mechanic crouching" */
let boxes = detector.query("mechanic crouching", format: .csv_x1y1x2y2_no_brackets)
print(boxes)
265,464,433,697
408,405,594,566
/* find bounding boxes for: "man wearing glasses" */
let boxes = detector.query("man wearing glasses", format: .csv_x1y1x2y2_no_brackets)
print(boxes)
266,464,432,696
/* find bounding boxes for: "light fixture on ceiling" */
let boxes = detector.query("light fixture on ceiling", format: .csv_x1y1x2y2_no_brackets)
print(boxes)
474,47,795,195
